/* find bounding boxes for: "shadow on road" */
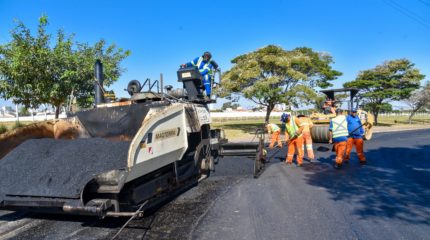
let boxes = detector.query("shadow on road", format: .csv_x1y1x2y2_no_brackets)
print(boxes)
304,145,430,225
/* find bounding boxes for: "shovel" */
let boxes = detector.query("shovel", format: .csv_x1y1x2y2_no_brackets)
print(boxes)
266,135,298,160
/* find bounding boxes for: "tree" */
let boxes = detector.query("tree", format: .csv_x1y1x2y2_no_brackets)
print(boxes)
344,59,425,125
362,102,392,113
405,82,430,124
220,45,342,122
0,15,131,118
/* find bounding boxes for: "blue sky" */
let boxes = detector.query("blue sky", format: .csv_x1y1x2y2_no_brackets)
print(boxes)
1,0,429,109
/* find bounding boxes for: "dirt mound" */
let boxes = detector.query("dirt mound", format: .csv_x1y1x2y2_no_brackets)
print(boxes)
0,119,86,159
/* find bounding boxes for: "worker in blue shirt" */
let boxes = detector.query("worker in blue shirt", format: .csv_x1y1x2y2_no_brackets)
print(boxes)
345,108,367,164
181,51,215,97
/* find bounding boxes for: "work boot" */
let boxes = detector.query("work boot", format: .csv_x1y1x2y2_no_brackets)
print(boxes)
285,161,292,165
359,160,368,166
334,163,342,169
297,163,303,167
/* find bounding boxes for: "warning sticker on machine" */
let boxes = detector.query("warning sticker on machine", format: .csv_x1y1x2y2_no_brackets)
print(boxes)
181,72,191,78
155,128,180,141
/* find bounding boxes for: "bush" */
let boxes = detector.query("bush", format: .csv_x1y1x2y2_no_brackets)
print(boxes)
11,121,24,130
0,124,7,134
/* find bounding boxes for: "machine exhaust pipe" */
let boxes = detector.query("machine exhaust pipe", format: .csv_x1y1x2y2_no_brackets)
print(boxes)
94,59,105,107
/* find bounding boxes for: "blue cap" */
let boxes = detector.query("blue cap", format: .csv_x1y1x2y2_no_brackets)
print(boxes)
351,108,357,112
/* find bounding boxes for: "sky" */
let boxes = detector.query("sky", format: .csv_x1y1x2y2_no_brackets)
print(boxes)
1,0,429,109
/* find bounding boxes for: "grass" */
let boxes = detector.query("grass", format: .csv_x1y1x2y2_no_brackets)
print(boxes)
376,115,430,126
0,121,32,134
0,124,7,134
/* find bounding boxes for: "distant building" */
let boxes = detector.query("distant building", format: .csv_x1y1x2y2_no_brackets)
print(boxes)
273,103,288,111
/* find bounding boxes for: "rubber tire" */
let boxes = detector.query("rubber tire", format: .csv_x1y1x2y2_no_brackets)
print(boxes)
311,125,330,143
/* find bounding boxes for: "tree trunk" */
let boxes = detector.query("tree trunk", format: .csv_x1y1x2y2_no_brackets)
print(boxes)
265,103,275,123
55,105,61,119
373,111,379,126
408,109,418,124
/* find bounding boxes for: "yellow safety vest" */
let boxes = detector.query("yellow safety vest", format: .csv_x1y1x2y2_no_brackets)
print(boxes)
331,115,348,138
267,123,280,134
286,116,300,137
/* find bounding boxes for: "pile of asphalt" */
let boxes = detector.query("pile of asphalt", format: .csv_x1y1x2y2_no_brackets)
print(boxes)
0,138,130,200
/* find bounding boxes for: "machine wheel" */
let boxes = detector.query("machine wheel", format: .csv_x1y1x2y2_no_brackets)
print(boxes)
363,125,373,140
195,143,211,180
253,139,265,178
127,80,142,96
311,125,330,143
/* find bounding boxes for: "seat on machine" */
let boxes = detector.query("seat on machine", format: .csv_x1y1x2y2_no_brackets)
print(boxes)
177,67,213,102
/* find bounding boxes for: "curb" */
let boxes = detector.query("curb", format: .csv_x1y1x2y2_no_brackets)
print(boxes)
373,126,430,133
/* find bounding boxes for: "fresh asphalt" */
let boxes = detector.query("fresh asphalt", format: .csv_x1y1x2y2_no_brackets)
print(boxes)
192,129,430,240
0,129,429,239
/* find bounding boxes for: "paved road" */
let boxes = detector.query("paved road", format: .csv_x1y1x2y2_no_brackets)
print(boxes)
192,129,430,240
0,129,429,239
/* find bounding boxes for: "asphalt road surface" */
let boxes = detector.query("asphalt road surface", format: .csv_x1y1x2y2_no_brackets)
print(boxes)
1,129,429,240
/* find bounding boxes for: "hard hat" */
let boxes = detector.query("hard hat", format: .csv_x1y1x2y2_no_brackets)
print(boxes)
351,108,358,112
281,112,290,122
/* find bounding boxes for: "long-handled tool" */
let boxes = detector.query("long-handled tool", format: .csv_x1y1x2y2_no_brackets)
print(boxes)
265,134,298,160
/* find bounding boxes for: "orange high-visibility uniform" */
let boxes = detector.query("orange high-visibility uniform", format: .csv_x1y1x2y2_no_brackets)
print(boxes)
287,137,304,164
330,115,349,164
267,123,282,149
299,116,314,160
346,138,366,162
334,142,347,164
285,116,304,164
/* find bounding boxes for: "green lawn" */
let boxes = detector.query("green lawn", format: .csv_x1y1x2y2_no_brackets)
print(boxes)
376,115,430,126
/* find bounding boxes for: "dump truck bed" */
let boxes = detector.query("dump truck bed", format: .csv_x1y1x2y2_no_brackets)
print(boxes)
0,138,130,200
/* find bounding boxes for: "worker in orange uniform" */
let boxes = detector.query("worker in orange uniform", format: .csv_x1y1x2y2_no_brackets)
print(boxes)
283,113,305,166
329,109,349,169
298,114,315,162
265,122,282,149
345,108,367,165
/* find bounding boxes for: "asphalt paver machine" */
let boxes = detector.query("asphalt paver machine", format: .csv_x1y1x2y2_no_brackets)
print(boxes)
0,61,266,218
